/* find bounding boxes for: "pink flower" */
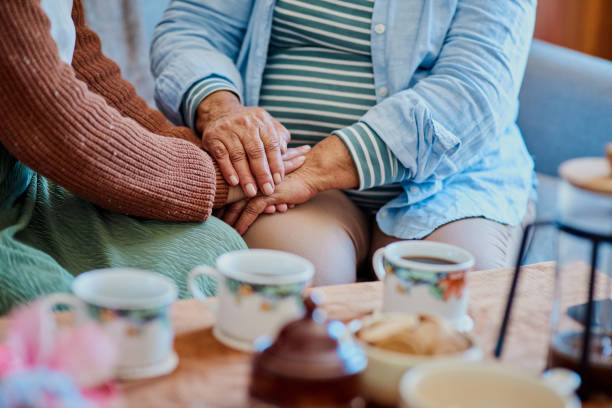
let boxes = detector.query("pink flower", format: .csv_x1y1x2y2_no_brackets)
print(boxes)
0,345,20,375
1,300,120,406
50,323,119,388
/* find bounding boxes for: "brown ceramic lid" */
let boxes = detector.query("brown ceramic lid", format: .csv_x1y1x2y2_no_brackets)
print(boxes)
558,143,612,195
252,294,367,380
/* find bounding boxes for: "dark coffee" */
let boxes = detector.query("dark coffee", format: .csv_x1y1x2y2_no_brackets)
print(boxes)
401,256,458,265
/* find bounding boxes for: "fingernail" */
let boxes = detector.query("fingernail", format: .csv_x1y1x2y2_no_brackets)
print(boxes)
246,183,257,196
229,175,239,185
263,182,274,195
273,173,282,184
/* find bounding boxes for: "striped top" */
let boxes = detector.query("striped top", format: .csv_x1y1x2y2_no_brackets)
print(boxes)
183,0,407,212
159,0,537,239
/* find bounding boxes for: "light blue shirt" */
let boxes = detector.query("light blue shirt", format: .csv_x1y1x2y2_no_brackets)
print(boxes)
40,0,75,65
150,0,537,239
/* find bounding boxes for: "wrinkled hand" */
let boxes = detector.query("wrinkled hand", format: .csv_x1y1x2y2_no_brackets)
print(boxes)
222,135,360,235
227,167,319,235
219,145,311,210
196,91,290,198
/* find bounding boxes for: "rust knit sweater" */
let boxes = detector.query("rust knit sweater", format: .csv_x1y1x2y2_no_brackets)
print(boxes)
0,0,227,221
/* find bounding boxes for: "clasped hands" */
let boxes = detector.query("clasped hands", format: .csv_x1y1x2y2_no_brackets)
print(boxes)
197,91,358,235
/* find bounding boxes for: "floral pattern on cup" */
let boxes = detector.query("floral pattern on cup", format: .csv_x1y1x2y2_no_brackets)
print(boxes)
385,259,467,301
225,277,305,312
88,304,170,336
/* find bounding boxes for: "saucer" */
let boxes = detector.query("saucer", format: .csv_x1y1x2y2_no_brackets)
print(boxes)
117,351,179,380
213,326,255,353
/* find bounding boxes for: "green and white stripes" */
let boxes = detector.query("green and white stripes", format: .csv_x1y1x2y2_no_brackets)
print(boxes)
262,0,375,148
181,77,239,130
260,0,404,211
270,0,373,55
180,0,407,212
260,47,376,147
334,122,407,189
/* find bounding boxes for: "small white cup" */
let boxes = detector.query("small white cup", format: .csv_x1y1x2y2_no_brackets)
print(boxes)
188,249,314,352
45,268,178,379
399,361,581,408
372,241,474,330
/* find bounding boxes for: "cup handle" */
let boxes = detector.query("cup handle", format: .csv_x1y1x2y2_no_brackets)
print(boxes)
42,293,89,325
372,248,386,281
188,265,220,312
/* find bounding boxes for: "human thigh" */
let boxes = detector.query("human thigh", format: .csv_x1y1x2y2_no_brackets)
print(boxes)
243,191,370,286
371,201,536,271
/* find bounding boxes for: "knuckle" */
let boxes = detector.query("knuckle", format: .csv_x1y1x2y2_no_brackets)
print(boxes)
238,116,250,127
244,204,262,216
281,128,291,141
263,138,281,151
254,169,270,179
246,145,265,160
227,148,247,162
218,120,233,131
233,202,246,211
209,144,227,159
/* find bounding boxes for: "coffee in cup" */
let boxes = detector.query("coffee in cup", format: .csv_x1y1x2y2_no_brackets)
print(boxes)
372,241,475,330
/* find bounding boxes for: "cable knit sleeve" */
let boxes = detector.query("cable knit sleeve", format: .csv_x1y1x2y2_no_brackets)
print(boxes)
0,0,227,221
69,0,200,146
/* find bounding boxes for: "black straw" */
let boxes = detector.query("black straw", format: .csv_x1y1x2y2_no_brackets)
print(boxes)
494,222,552,358
578,240,600,398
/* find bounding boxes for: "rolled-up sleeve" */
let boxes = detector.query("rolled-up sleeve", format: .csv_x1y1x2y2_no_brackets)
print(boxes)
363,0,535,184
333,122,407,190
150,0,253,127
180,76,240,130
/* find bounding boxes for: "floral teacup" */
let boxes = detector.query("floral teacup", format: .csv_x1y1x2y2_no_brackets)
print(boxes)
45,268,179,380
188,250,314,352
372,241,474,330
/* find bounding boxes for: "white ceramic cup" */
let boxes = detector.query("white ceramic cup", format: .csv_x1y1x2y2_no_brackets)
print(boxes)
44,268,178,379
188,249,314,352
372,241,474,330
399,361,581,408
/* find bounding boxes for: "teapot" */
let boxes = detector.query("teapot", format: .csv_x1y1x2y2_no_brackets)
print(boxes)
249,294,367,407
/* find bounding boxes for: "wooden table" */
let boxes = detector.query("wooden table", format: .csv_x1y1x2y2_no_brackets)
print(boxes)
109,261,611,408
1,262,610,407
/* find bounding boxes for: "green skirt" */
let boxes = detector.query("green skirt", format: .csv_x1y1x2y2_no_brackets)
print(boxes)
0,147,246,315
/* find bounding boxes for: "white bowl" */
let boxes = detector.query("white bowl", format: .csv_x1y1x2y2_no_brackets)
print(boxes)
398,361,581,408
356,314,482,406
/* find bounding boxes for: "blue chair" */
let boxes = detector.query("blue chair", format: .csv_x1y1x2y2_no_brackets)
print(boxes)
519,41,612,263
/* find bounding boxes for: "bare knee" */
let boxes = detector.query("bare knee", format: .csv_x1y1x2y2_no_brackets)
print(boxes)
243,215,358,286
424,218,519,271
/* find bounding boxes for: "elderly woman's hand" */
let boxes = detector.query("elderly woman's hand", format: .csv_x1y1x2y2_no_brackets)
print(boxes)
222,168,318,232
196,91,291,198
226,135,359,234
221,144,311,213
